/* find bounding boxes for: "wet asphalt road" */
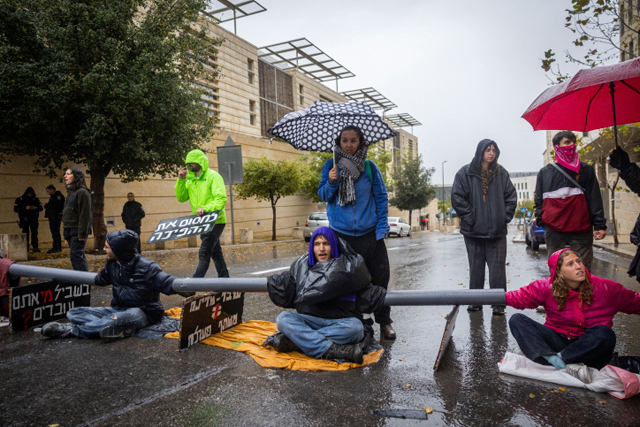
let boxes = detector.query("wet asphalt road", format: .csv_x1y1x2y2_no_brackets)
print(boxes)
2,227,640,426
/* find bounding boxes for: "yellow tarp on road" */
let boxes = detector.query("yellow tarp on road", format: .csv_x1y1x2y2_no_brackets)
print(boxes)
164,308,383,371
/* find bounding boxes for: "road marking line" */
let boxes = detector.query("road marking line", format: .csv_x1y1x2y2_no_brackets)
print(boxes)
250,266,289,275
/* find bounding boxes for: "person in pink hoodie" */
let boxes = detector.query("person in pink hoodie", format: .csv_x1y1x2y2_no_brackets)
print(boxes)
506,248,640,370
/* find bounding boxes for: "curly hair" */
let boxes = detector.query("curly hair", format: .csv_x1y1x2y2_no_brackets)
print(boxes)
551,250,593,310
334,125,367,150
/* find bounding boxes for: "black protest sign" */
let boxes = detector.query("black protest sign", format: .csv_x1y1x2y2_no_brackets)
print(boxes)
179,291,244,350
146,211,220,244
10,281,91,333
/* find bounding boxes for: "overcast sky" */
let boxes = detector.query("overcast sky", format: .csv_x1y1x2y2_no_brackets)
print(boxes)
216,0,596,184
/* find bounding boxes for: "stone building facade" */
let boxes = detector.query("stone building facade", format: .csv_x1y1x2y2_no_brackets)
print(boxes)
0,22,419,248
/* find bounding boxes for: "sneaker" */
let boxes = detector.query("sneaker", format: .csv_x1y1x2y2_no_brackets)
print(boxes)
492,305,505,315
41,322,73,338
536,306,546,313
100,324,135,343
565,363,593,384
47,247,62,254
467,305,482,312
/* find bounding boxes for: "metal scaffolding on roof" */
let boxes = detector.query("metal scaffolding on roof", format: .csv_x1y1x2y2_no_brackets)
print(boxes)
258,38,355,86
339,88,397,112
385,113,422,134
203,0,266,34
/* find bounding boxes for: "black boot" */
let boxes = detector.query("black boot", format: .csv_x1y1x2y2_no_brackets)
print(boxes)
322,343,363,364
270,333,300,353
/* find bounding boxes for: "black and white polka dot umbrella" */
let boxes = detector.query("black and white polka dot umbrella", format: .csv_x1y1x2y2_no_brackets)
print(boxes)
267,101,396,152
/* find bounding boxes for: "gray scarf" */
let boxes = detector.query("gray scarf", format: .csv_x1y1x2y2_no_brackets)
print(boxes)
335,145,368,206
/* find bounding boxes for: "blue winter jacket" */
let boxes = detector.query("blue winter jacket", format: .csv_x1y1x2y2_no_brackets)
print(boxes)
318,159,390,240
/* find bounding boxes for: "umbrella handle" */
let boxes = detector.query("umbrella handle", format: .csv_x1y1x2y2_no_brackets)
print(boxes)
333,146,336,168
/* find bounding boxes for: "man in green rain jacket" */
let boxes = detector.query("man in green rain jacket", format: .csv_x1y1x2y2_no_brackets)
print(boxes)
175,149,229,278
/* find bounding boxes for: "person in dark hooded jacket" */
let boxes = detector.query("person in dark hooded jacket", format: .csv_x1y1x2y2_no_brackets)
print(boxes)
265,227,386,364
451,139,517,315
14,187,43,252
40,229,190,342
609,146,640,283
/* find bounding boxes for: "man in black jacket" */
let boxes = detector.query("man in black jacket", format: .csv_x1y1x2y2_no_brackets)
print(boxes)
14,187,43,252
121,192,145,253
40,229,190,342
609,147,640,283
265,227,386,364
451,139,517,315
43,185,65,254
534,131,606,270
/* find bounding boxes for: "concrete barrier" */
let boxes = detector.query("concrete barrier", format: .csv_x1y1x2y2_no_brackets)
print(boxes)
155,240,175,250
220,229,232,245
292,227,304,240
187,235,199,248
239,228,253,244
0,234,28,261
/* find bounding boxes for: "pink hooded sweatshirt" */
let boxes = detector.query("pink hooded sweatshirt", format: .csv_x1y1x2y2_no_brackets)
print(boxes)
506,249,640,338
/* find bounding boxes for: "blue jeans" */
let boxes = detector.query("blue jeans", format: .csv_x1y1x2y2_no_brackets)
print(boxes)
276,312,364,358
194,223,229,278
66,306,149,339
64,227,88,271
509,313,616,369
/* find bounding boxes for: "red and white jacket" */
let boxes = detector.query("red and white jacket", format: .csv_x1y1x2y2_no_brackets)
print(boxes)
533,162,606,233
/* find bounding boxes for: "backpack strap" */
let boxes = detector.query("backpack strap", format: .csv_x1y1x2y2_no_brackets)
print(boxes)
550,162,585,193
365,159,373,183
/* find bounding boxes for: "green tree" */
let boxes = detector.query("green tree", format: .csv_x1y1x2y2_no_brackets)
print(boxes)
299,145,392,202
389,154,436,226
235,156,303,241
0,0,222,250
542,0,638,83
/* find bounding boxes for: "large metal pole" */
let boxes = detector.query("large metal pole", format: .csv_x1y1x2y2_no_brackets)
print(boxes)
8,264,506,306
228,162,235,245
441,160,447,225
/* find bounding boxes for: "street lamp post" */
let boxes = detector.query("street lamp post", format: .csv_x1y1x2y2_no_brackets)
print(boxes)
441,160,448,226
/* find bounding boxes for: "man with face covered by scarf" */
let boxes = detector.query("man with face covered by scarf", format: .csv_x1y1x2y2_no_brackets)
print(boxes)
534,131,607,270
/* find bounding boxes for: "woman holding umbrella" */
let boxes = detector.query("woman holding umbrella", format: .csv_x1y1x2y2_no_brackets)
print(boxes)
318,126,395,340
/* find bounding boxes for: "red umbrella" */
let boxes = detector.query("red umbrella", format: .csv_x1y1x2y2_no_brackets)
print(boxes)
522,57,640,147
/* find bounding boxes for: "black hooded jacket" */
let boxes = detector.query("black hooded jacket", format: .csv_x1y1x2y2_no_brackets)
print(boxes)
266,238,387,320
14,187,43,225
94,229,176,324
451,139,517,239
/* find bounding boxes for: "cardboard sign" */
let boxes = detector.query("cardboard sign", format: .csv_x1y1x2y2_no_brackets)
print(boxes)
433,305,460,371
178,291,244,350
10,281,91,333
146,211,219,244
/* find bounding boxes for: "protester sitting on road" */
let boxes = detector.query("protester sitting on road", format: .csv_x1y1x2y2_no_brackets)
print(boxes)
265,227,387,364
318,125,395,340
451,139,517,315
609,147,640,284
506,249,640,370
40,229,192,342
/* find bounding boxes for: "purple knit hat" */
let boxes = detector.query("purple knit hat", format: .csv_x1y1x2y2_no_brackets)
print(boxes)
308,226,340,266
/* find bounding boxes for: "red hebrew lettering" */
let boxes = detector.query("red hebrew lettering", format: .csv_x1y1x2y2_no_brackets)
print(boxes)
44,290,53,303
23,310,33,329
213,303,220,320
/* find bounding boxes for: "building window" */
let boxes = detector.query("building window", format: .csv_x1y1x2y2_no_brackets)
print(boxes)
525,182,527,189
249,100,256,125
622,50,626,62
631,40,635,59
248,58,255,84
299,84,304,105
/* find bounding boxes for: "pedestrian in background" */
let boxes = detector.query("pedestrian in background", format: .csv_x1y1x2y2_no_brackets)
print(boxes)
43,185,65,254
534,131,606,270
121,192,145,254
318,125,395,340
452,139,517,315
175,149,229,278
14,187,43,252
62,167,92,271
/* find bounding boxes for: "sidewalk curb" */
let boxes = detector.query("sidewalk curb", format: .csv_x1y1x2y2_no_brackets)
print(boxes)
593,241,635,259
